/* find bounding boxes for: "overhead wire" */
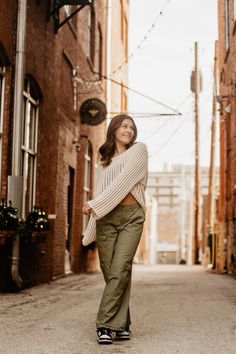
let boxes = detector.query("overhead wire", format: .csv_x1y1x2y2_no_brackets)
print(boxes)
111,0,172,76
149,89,214,158
142,94,192,141
75,70,182,116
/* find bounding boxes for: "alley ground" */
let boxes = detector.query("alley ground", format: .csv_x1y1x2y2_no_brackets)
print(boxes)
0,265,236,354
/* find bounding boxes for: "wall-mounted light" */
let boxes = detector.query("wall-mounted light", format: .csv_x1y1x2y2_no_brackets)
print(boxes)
224,104,231,113
216,94,230,103
216,94,231,114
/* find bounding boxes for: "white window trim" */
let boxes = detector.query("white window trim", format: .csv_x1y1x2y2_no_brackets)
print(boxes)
225,0,230,50
64,5,71,16
82,144,92,235
21,83,39,218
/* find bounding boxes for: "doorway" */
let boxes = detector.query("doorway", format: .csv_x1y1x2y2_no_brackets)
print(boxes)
65,166,74,274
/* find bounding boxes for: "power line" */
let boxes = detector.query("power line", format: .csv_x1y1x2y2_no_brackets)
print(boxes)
143,117,175,141
148,90,214,157
107,75,182,115
111,0,172,76
76,71,182,116
108,113,179,117
142,94,192,141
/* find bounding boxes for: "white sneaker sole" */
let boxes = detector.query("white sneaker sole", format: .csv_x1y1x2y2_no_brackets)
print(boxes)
97,335,113,345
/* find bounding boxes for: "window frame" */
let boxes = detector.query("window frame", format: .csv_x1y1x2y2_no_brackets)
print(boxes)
64,5,78,31
21,79,39,218
87,5,95,65
98,22,103,79
225,0,230,51
233,0,236,33
82,142,92,234
120,0,128,59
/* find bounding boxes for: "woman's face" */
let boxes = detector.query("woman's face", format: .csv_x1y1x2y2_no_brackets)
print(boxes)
114,119,135,146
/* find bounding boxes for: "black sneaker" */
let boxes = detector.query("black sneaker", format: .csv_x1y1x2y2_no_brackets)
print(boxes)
115,329,131,340
96,328,113,344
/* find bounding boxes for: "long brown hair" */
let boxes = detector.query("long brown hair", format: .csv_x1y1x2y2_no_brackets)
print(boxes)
99,114,137,166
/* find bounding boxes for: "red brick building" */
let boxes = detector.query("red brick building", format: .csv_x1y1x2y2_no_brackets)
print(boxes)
0,0,107,290
218,0,236,274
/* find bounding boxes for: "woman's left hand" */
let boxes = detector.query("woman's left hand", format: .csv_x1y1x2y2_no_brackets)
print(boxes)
82,204,95,216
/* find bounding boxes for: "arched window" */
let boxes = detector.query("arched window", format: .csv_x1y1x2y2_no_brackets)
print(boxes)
21,75,41,218
82,141,92,234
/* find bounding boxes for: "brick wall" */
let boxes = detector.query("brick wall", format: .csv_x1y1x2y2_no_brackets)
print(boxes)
0,1,17,290
218,0,236,273
0,0,107,290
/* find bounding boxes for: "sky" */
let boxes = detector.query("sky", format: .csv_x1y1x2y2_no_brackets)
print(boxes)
128,0,218,171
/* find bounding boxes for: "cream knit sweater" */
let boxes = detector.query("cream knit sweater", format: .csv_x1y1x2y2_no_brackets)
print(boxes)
82,142,148,246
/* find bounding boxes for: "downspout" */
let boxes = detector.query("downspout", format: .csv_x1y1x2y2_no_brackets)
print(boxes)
105,0,112,128
10,0,28,289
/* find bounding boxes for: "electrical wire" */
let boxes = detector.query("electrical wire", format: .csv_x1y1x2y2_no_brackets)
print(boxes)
111,0,172,76
149,90,214,158
76,70,182,116
142,94,192,141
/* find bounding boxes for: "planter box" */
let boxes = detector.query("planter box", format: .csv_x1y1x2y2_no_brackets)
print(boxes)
0,230,16,246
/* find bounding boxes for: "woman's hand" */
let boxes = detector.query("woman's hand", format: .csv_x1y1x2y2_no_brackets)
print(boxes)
82,203,95,216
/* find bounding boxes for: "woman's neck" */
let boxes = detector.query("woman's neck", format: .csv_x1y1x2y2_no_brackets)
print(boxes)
114,142,126,156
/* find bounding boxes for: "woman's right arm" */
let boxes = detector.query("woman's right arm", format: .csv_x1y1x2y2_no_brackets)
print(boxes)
87,143,148,219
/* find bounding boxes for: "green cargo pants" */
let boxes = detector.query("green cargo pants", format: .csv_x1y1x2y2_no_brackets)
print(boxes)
96,203,145,331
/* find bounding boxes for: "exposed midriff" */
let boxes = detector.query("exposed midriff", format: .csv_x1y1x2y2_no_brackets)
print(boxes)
120,193,138,205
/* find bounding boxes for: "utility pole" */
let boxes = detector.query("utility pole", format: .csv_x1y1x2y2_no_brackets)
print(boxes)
191,42,202,264
208,40,218,268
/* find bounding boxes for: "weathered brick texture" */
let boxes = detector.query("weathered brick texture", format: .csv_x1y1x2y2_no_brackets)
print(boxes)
0,0,107,289
218,0,236,273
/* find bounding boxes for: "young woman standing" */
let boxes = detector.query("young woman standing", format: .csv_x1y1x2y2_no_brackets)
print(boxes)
82,114,148,345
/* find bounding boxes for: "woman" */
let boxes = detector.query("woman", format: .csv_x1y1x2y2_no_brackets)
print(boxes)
82,114,148,345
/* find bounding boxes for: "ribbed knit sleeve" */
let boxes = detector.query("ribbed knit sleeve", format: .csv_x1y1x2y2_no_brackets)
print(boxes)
87,143,148,219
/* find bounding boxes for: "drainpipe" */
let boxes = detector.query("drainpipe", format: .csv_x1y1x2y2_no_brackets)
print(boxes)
9,0,28,289
105,0,112,128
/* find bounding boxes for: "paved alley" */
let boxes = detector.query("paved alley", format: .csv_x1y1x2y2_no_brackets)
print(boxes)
0,265,236,354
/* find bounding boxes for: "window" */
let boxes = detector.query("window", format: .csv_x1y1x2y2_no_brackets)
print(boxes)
82,142,92,234
120,0,124,40
158,187,170,194
21,77,40,218
123,15,128,59
87,5,95,64
225,0,230,50
64,5,77,30
120,0,128,59
158,196,171,204
120,83,127,111
97,23,103,79
64,5,71,16
0,62,6,186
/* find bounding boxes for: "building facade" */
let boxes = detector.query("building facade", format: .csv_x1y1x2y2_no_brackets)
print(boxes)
137,165,219,266
0,0,110,291
218,0,236,274
107,0,129,117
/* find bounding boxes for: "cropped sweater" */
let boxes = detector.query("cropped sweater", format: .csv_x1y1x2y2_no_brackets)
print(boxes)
82,142,148,246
